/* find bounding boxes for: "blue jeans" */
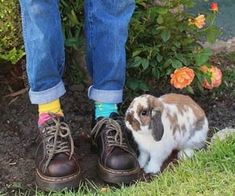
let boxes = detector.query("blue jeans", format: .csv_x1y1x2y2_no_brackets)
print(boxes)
19,0,135,104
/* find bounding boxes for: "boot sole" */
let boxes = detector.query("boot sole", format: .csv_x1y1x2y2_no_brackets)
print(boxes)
98,160,141,184
36,169,81,191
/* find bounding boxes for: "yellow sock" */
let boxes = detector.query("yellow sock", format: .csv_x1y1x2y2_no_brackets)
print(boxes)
38,99,63,115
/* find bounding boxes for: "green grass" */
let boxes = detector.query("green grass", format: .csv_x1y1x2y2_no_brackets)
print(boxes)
31,136,235,196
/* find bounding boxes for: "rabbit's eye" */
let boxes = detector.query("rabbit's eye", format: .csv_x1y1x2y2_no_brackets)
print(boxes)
141,110,148,116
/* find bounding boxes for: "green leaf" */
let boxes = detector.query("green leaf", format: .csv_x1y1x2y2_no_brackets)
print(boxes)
136,0,148,8
166,67,174,75
161,30,171,42
126,78,139,90
178,24,186,32
197,81,204,92
174,42,181,48
132,50,142,57
205,13,214,25
65,38,80,48
156,26,166,31
126,78,149,91
70,10,79,26
128,56,142,68
185,86,194,94
155,7,168,15
157,55,163,62
176,54,188,65
195,48,213,66
163,59,173,68
196,71,205,83
206,25,222,43
141,58,149,70
157,15,164,24
171,59,183,68
139,81,150,91
152,67,160,79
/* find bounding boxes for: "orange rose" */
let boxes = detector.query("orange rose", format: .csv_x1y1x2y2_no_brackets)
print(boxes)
189,15,206,29
170,67,195,89
210,2,219,12
200,65,222,89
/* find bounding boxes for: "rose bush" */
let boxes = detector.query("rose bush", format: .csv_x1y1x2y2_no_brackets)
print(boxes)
126,0,222,93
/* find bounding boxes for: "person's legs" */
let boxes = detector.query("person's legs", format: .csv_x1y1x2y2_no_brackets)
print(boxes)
19,0,80,190
84,0,140,184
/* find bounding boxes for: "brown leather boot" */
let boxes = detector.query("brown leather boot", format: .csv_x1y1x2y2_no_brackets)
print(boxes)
35,114,80,191
91,113,140,184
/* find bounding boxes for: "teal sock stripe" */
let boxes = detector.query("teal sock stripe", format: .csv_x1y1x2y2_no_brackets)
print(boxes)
95,102,118,119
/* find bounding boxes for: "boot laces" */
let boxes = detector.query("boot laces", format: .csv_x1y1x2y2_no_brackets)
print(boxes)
41,114,74,172
91,118,128,149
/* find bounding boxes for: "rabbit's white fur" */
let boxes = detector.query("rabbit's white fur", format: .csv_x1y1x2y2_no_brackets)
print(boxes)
125,93,208,174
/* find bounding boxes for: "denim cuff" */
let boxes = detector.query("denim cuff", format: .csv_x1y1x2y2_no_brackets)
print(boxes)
88,86,123,103
29,80,66,104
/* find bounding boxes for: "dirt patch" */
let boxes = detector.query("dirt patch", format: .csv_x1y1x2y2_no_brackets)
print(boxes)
0,55,234,194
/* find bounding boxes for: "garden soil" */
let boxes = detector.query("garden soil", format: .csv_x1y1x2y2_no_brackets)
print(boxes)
0,55,234,195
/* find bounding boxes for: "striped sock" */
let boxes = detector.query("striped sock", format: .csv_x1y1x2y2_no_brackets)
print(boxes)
38,99,63,126
95,102,118,119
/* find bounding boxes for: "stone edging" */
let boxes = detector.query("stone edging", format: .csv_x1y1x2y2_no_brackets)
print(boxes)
203,37,235,53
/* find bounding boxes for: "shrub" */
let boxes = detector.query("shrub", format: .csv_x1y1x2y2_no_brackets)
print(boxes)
126,0,222,93
0,0,24,65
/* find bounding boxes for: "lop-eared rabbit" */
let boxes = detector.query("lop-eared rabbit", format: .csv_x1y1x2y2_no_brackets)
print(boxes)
125,93,208,174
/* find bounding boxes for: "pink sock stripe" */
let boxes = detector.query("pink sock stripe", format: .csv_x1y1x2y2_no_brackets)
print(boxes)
38,113,53,126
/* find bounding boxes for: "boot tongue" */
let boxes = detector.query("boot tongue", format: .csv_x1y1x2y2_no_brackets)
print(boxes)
44,116,64,125
39,116,65,133
109,112,119,119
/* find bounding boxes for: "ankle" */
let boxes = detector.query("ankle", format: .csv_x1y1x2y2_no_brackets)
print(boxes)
38,112,64,126
95,102,118,119
38,99,63,126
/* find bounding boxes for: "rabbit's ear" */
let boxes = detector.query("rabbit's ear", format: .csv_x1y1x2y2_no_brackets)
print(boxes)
125,111,141,131
150,110,164,141
150,96,163,111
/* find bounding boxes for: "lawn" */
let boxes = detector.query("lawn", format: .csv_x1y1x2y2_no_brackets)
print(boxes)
30,135,235,196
